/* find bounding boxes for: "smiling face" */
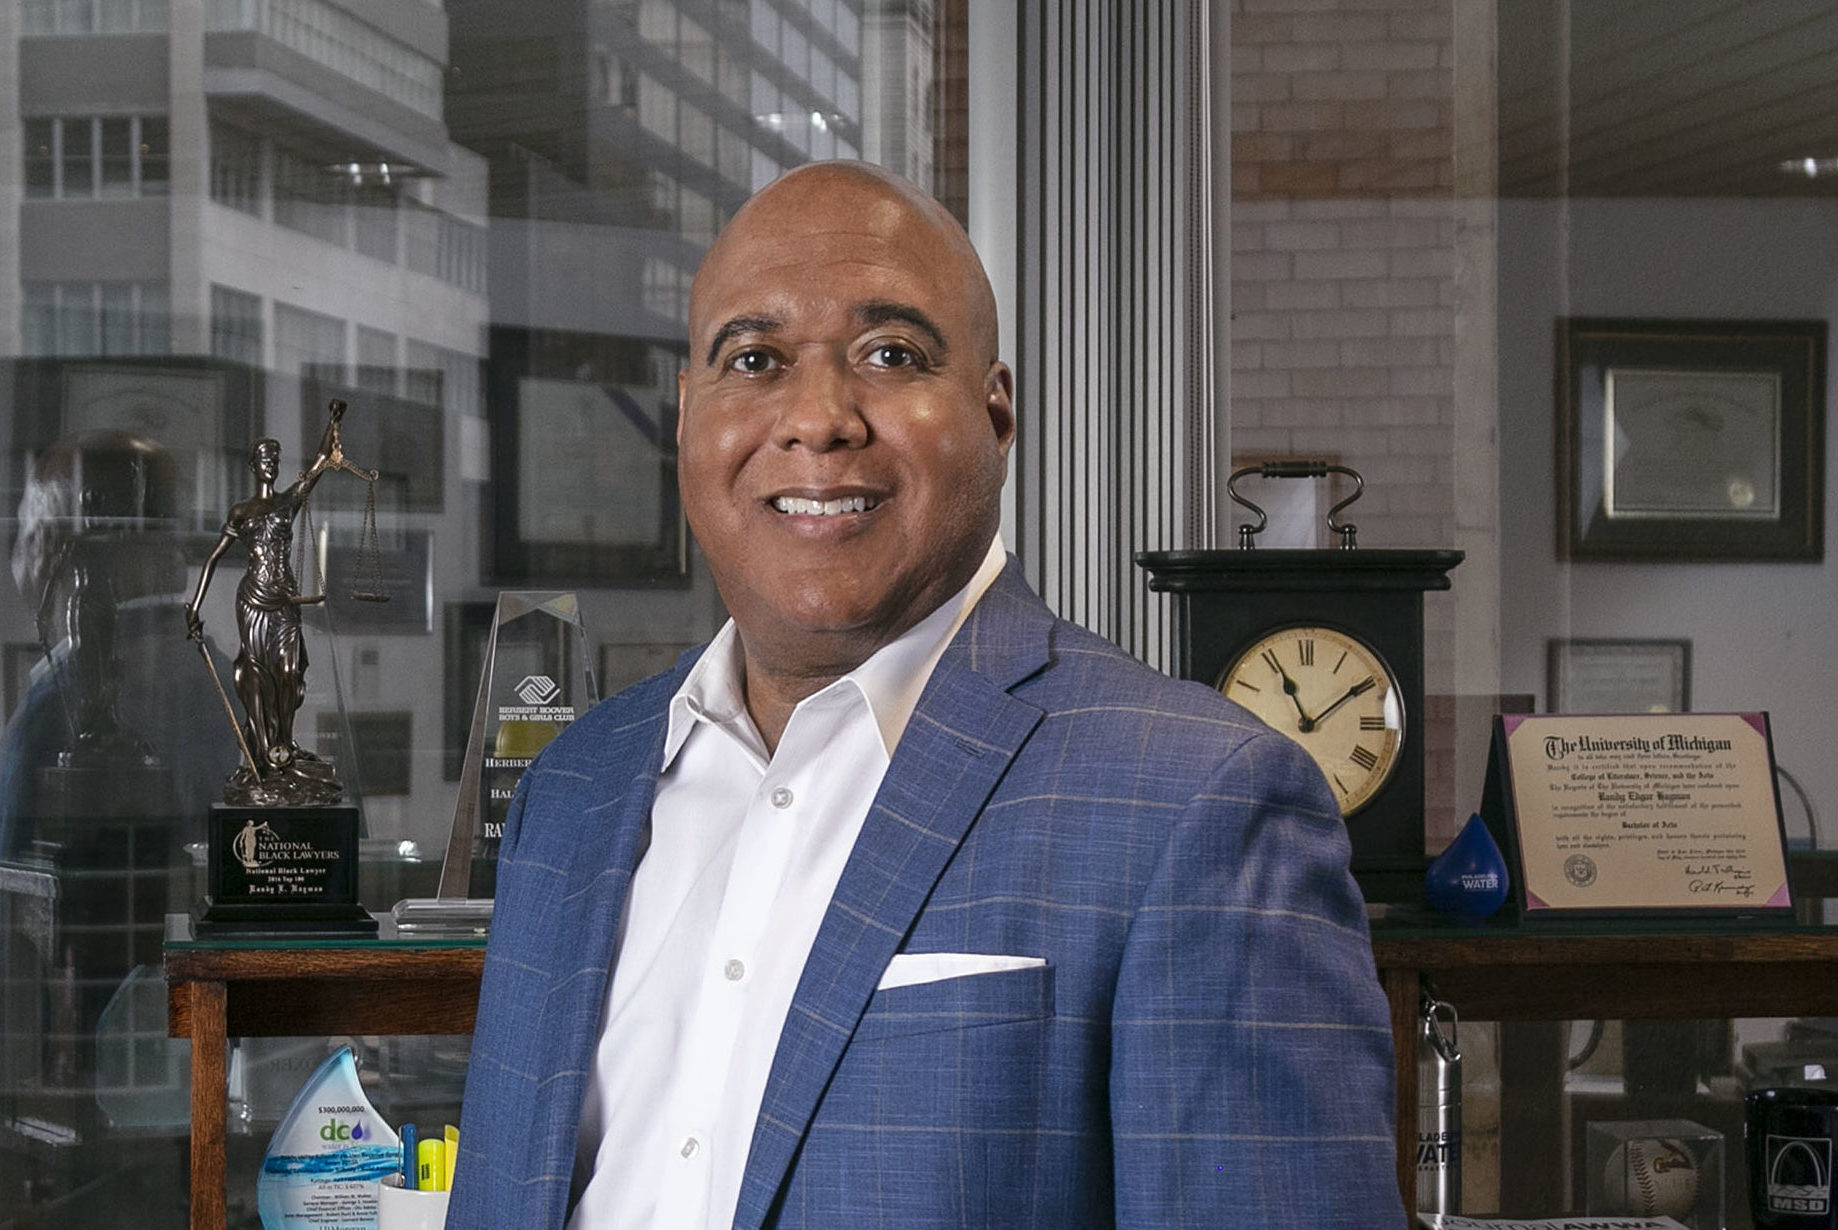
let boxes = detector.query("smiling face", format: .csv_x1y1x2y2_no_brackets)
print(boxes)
677,163,1014,688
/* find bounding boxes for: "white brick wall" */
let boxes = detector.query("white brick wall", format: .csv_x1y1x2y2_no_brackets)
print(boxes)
1231,0,1500,859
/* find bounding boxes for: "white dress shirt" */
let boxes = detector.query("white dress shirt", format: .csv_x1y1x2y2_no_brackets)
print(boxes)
566,536,1007,1230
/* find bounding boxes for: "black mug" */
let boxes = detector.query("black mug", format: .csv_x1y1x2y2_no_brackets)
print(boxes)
1749,1086,1838,1228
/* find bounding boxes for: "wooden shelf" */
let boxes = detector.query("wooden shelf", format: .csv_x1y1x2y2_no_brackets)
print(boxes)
165,929,484,1230
1371,922,1838,1213
167,917,1838,1226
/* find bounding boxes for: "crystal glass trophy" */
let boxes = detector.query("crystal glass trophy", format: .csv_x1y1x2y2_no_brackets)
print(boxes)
395,592,595,933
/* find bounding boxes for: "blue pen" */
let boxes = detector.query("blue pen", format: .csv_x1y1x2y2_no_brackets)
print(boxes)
400,1122,418,1187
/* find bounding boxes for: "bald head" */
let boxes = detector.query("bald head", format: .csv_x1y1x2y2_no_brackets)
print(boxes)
673,159,1016,731
692,161,1000,367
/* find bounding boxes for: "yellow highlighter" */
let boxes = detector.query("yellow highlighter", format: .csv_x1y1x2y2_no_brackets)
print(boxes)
416,1138,446,1192
443,1124,459,1190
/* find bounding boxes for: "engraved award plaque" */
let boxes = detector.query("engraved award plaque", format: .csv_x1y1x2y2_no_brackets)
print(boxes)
399,592,595,931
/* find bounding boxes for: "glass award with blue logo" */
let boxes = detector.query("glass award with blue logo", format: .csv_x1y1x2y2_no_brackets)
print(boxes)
396,592,595,932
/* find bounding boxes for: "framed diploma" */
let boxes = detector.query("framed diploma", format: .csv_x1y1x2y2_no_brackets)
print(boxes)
1482,712,1792,917
1555,317,1825,561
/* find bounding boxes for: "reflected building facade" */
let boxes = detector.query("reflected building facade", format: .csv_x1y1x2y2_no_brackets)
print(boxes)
0,0,934,1222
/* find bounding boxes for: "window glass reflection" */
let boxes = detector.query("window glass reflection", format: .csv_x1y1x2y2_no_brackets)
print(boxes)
0,1,942,1222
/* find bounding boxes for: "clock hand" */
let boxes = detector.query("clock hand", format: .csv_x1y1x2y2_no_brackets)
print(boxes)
1261,650,1316,729
1312,676,1377,726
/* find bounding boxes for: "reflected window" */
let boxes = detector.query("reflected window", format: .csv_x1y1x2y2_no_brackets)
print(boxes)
209,120,261,215
0,1,953,1220
24,115,168,199
23,282,170,356
25,0,168,33
61,118,93,197
24,118,53,198
210,284,263,367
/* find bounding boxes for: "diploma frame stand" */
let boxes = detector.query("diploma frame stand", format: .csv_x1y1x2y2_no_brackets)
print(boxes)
392,591,594,936
1480,711,1794,920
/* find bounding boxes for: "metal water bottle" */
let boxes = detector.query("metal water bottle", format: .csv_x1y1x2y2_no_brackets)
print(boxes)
1418,994,1462,1214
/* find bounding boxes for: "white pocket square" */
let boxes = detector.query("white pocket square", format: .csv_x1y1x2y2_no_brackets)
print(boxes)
875,952,1047,991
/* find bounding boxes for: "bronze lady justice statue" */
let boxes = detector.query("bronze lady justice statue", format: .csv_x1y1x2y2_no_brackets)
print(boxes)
185,400,369,806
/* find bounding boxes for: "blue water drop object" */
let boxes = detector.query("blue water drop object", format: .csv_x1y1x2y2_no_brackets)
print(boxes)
1425,812,1510,918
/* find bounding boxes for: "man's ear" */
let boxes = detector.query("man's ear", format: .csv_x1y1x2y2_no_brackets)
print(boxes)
985,362,1016,455
676,367,689,447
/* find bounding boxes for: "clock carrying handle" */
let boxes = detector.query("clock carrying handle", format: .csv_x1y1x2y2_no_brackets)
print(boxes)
1227,460,1364,550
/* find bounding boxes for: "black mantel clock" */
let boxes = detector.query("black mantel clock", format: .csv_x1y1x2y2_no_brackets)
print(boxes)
1136,461,1462,876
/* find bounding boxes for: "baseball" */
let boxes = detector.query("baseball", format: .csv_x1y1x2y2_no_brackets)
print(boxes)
1602,1137,1700,1220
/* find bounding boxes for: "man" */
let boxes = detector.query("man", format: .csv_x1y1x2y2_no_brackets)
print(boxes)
450,162,1403,1228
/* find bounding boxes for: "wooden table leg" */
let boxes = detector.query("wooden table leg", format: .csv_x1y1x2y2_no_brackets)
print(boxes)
1497,1019,1565,1216
1385,966,1420,1217
188,980,228,1230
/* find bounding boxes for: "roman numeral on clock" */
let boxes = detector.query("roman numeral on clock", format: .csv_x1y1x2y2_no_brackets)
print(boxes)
1298,638,1315,666
1359,716,1385,731
1349,745,1379,771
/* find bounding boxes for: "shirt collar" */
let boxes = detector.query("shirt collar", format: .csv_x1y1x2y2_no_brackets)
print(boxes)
662,534,1008,769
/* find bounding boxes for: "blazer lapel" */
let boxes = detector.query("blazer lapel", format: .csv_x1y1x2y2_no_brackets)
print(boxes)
528,692,672,1199
731,565,1054,1230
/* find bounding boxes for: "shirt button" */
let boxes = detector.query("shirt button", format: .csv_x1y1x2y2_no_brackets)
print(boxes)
680,1136,699,1159
769,786,794,809
724,959,746,981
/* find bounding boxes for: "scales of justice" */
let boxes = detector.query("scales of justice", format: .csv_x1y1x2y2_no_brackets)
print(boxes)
186,398,388,934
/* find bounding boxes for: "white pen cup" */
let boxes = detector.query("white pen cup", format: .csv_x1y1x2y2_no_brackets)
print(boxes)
377,1173,451,1230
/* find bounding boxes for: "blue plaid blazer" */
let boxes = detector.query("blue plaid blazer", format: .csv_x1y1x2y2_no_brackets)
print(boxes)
448,563,1404,1228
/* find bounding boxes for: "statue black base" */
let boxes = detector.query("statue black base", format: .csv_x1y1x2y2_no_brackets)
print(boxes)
193,803,376,936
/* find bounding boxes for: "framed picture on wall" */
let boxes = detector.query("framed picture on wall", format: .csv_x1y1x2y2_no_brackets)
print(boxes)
301,377,445,515
1556,317,1825,560
315,710,413,797
485,330,689,587
1546,637,1691,714
8,357,261,550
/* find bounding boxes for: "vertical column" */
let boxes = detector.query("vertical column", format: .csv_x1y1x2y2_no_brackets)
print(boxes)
169,0,210,355
0,0,22,356
1011,0,1217,664
1451,0,1504,844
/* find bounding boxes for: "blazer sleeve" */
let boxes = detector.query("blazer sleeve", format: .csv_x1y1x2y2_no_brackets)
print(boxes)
1108,728,1406,1229
448,771,550,1227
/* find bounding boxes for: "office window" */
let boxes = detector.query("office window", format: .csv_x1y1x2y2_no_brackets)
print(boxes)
0,4,952,1223
354,182,399,262
99,117,133,196
24,119,53,198
23,115,168,199
357,326,398,393
405,340,481,417
681,15,715,85
61,119,94,197
206,0,442,120
210,284,263,367
23,281,170,356
680,99,715,167
274,145,348,244
138,115,168,194
24,0,168,32
209,120,261,214
274,301,346,378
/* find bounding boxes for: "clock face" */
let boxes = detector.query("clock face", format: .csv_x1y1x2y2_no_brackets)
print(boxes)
1216,624,1405,817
